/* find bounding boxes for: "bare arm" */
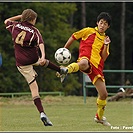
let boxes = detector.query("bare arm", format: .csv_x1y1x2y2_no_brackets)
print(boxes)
101,36,111,61
38,43,46,66
64,36,75,48
4,15,22,24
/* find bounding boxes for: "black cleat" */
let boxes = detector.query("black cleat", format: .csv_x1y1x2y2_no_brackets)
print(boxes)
59,67,68,83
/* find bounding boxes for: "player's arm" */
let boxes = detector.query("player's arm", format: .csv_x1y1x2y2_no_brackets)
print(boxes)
38,43,46,66
64,28,88,48
101,36,111,61
4,15,22,24
64,36,75,48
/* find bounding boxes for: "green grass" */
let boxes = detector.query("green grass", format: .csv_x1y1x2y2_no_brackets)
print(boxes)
0,95,133,132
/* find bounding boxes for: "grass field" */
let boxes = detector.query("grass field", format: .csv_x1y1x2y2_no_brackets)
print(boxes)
0,95,132,132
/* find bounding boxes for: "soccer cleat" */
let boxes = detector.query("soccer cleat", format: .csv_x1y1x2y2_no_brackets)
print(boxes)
94,115,111,126
56,67,68,83
60,67,68,83
40,113,53,126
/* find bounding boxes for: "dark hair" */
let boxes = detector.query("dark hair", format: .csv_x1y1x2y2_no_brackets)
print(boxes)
97,12,112,26
21,9,37,22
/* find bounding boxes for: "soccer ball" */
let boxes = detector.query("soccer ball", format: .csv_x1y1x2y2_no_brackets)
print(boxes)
54,48,71,64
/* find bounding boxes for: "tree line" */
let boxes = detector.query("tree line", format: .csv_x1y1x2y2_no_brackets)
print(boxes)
0,2,133,95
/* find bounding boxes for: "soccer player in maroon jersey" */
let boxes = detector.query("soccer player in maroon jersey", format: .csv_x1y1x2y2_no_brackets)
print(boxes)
4,8,67,126
57,12,112,126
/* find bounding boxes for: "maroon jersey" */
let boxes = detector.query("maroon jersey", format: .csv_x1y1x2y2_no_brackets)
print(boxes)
5,21,44,66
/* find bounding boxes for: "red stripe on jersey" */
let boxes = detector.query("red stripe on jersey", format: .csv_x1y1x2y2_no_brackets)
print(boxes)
79,33,96,60
72,34,77,40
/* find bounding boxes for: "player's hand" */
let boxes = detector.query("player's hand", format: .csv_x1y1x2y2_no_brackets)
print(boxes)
39,57,46,66
104,36,111,45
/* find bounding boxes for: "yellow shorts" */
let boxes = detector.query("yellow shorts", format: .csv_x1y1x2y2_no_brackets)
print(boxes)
77,56,105,84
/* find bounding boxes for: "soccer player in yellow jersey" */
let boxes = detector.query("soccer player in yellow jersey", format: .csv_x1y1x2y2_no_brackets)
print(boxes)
58,12,112,126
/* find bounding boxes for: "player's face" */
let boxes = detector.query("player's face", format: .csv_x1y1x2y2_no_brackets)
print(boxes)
32,18,37,25
97,19,110,33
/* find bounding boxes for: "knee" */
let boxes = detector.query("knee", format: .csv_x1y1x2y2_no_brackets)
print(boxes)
79,61,89,71
99,92,108,100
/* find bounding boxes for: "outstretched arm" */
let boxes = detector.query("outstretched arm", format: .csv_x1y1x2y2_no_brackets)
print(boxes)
64,36,75,48
4,15,22,24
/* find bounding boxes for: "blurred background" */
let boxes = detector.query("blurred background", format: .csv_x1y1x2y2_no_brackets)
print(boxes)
0,2,133,96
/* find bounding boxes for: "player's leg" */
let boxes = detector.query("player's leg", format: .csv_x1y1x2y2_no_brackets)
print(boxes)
56,62,79,83
94,78,107,119
29,81,53,126
57,58,90,82
65,59,87,73
29,81,44,115
34,59,68,82
66,58,90,73
17,65,53,126
43,59,61,72
94,78,111,126
35,59,68,77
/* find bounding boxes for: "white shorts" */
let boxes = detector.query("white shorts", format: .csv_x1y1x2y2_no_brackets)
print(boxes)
17,65,38,84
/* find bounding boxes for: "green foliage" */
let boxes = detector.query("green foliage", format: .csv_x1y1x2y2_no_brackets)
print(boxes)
0,2,80,94
0,2,133,94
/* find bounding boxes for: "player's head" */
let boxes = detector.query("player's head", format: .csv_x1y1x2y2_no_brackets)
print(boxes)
21,9,37,24
97,12,112,26
96,12,111,33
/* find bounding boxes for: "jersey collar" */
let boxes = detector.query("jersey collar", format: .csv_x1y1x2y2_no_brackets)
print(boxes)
95,27,105,36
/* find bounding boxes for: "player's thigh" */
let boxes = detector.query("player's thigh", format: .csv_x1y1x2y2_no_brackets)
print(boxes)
17,65,37,84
